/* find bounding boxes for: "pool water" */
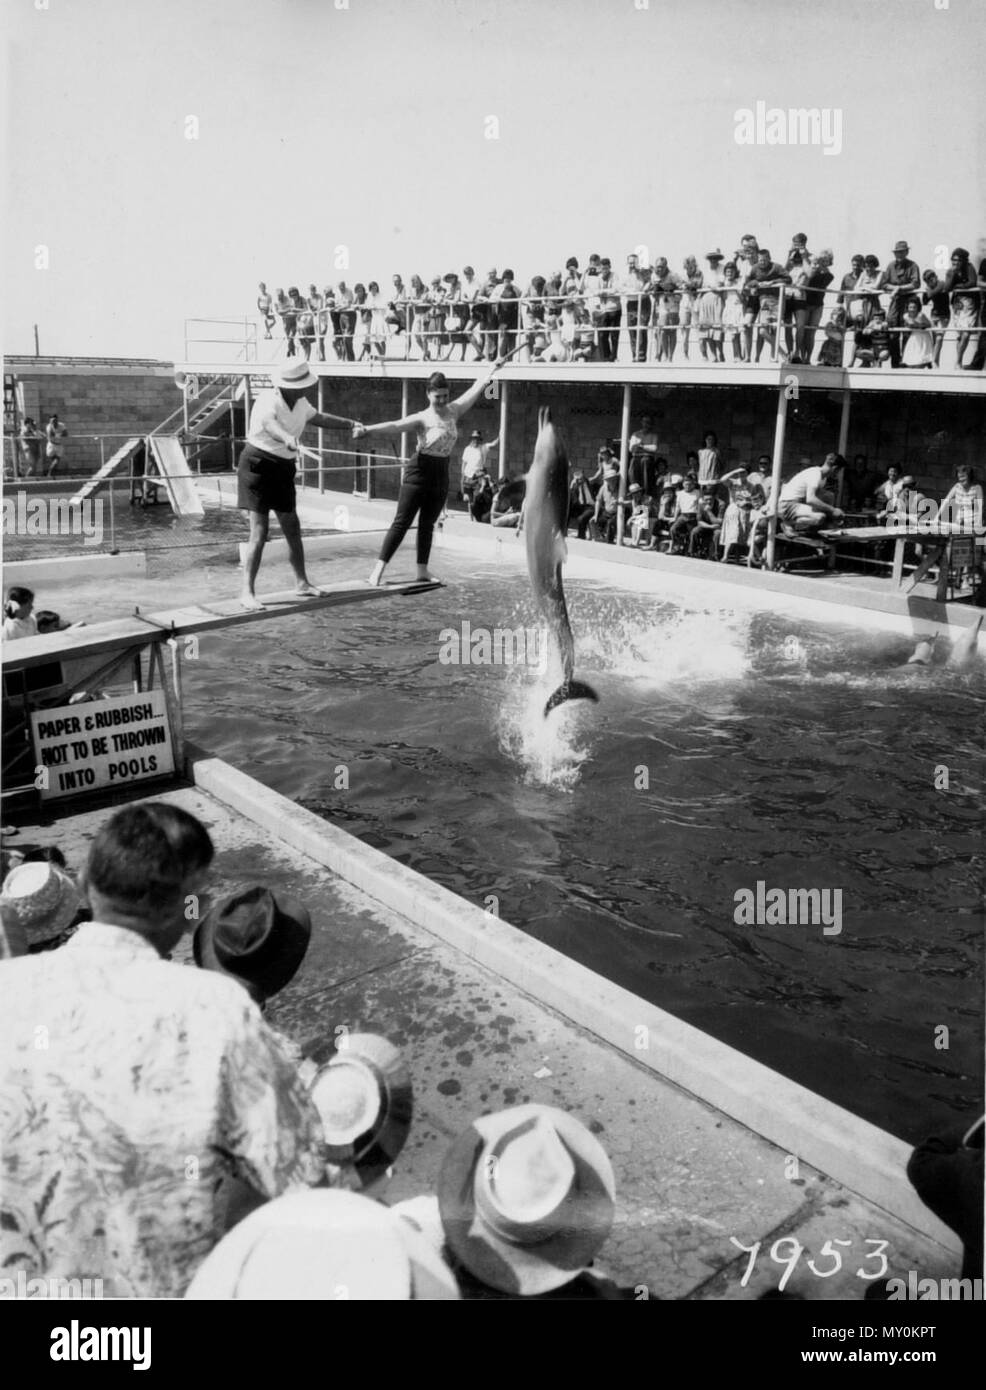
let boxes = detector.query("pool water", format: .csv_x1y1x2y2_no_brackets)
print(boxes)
178,536,984,1143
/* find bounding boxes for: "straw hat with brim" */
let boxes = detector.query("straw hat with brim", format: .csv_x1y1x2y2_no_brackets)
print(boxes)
193,886,311,1001
275,361,318,390
628,483,643,494
0,862,80,949
438,1104,616,1296
185,1190,459,1300
307,1033,413,1187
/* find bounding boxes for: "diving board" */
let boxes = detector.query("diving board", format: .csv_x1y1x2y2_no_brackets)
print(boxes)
147,434,206,517
0,579,443,672
70,437,142,505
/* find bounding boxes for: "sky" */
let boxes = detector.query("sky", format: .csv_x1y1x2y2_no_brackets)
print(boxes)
3,0,985,362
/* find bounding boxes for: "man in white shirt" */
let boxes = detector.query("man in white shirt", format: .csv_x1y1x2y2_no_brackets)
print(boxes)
0,802,330,1298
460,430,499,512
237,360,356,610
778,452,845,532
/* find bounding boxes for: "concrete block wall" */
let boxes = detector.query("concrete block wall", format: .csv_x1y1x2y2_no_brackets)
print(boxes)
314,377,985,505
8,359,181,478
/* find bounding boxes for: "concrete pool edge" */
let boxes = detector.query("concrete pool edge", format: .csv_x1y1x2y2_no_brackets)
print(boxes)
189,746,960,1257
4,551,147,584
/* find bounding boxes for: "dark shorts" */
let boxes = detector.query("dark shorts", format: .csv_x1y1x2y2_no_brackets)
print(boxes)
237,443,297,514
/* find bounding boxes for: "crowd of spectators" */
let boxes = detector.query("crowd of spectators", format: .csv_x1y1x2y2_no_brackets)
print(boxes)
456,413,984,578
255,237,986,371
0,802,980,1301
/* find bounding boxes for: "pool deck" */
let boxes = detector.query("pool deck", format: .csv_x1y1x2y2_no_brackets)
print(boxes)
8,769,961,1302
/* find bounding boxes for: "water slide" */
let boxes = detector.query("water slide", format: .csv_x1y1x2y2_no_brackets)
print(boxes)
70,437,143,505
147,435,205,517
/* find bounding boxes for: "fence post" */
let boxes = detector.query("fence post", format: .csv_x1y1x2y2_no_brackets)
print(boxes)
318,377,325,494
108,478,117,554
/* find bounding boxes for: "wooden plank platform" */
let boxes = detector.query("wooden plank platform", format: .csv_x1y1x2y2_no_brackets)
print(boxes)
0,580,443,672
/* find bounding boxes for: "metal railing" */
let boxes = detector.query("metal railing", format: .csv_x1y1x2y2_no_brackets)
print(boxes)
186,285,985,372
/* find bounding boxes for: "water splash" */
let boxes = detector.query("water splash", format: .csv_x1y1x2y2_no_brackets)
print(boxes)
494,596,753,787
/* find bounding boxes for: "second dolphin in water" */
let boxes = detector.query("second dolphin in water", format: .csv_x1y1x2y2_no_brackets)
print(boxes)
523,406,599,717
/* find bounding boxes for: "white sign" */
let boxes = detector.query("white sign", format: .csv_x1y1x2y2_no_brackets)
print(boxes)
31,690,175,801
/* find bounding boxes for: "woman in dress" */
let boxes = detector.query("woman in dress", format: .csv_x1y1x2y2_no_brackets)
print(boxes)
901,297,935,369
721,261,746,362
366,281,389,359
354,361,505,585
717,467,759,562
408,275,430,360
696,250,725,362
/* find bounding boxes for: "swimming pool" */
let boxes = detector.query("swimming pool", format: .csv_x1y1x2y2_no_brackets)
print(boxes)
173,532,984,1144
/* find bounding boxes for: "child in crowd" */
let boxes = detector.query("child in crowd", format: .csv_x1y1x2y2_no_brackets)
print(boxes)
817,307,847,366
648,482,678,549
668,476,700,552
852,308,892,367
689,484,722,557
697,432,722,483
3,587,37,641
901,298,935,368
921,270,950,367
627,484,655,547
721,262,746,362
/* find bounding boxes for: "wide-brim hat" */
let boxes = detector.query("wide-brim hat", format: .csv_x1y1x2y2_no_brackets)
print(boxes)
438,1104,616,1296
185,1190,459,1300
0,861,80,949
306,1033,413,1187
628,483,643,494
275,361,318,390
469,430,482,439
705,248,724,261
893,241,910,253
193,885,311,1000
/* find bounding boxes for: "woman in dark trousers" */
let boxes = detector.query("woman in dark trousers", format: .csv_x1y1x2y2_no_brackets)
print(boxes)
354,363,503,584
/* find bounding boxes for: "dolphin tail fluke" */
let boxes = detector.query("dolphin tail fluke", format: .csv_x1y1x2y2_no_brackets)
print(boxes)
544,679,599,717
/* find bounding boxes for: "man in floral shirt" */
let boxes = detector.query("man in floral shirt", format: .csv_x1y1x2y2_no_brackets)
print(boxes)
0,803,328,1298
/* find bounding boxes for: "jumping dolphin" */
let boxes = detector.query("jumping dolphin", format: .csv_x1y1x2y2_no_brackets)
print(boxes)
524,406,599,717
949,614,983,668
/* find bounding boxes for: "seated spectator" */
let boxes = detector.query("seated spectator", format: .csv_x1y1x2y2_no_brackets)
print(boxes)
0,803,329,1298
490,476,524,528
627,484,655,547
647,481,679,549
844,453,879,512
851,307,892,367
939,464,983,531
592,465,625,543
817,306,847,366
186,1189,459,1300
777,452,845,534
568,470,596,540
874,464,903,518
689,483,723,558
668,475,701,552
0,858,85,953
434,1104,620,1299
